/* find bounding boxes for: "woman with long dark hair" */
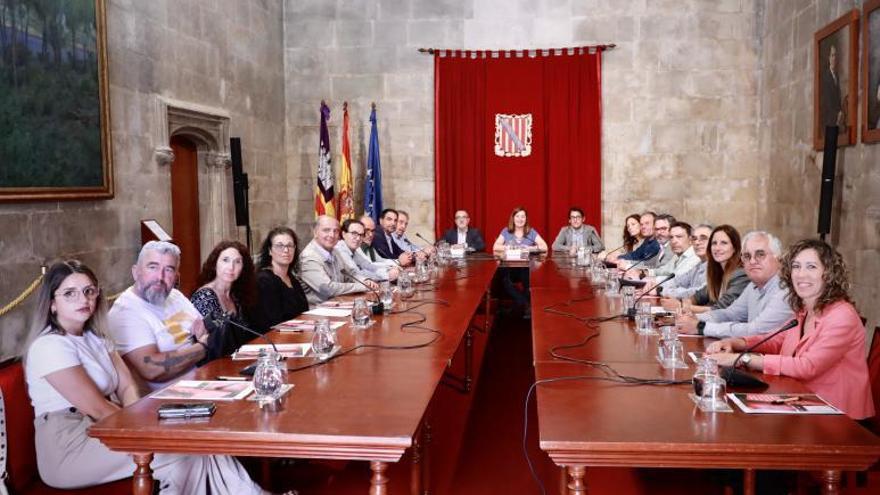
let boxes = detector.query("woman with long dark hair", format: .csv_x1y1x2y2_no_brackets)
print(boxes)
191,241,257,353
252,227,309,332
707,239,873,419
622,213,642,253
689,224,748,312
24,261,267,493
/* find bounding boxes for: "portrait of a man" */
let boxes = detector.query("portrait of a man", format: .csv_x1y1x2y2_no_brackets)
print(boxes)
814,10,859,149
864,0,880,142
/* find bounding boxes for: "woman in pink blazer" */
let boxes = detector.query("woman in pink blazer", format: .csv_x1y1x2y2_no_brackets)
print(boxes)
707,238,874,419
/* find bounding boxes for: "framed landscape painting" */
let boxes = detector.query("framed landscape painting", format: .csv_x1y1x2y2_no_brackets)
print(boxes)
863,0,880,143
813,10,860,151
0,0,113,202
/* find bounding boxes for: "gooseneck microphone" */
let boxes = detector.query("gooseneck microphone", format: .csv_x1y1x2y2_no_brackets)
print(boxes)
210,312,279,354
626,273,675,318
342,268,385,314
720,318,799,388
601,244,625,261
415,232,435,246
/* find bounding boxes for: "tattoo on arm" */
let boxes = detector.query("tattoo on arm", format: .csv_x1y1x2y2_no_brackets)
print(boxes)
143,350,198,376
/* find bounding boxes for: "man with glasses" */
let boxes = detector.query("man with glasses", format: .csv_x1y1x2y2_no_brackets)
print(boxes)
661,223,713,303
108,241,211,391
335,219,399,282
300,215,372,305
551,206,604,255
441,209,486,252
678,231,793,338
393,210,435,258
645,221,700,279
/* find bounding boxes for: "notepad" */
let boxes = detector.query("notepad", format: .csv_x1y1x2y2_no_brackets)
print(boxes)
232,343,312,360
303,307,352,317
275,319,345,332
152,380,254,401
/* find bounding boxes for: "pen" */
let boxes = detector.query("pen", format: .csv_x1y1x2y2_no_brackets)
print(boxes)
215,375,247,381
770,396,801,404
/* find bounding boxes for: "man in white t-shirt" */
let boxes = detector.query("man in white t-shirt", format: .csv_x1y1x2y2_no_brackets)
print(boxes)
108,241,210,391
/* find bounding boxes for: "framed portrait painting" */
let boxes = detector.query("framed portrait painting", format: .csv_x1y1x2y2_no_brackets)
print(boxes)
814,9,860,151
0,0,113,202
863,0,880,143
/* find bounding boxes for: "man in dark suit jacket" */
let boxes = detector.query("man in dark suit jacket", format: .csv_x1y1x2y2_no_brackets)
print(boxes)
373,208,414,266
441,209,486,252
820,44,844,132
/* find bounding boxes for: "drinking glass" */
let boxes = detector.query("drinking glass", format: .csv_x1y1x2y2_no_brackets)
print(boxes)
311,319,337,361
398,271,415,299
350,297,371,328
635,314,655,335
699,375,728,412
622,286,636,311
253,350,286,402
605,272,620,294
379,281,394,311
637,301,652,317
692,357,719,397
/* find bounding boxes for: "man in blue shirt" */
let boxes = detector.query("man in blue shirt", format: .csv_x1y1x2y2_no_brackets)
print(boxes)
614,211,661,264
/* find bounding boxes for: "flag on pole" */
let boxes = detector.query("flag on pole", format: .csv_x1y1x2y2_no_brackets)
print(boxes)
315,101,336,218
363,103,383,222
337,102,355,221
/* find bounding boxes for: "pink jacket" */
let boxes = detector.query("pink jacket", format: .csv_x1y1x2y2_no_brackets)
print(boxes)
744,300,874,420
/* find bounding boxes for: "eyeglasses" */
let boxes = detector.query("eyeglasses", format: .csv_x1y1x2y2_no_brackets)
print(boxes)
741,250,768,264
55,286,100,302
346,231,365,238
272,243,295,252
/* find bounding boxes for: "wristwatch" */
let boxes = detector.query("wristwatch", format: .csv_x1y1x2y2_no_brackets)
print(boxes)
696,320,706,335
740,353,753,367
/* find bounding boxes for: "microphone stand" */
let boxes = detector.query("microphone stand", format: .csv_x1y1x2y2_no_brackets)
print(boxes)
719,319,799,388
211,313,282,377
343,268,385,314
626,274,675,319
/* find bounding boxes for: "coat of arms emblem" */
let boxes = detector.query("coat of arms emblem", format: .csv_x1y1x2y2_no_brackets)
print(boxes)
494,113,532,157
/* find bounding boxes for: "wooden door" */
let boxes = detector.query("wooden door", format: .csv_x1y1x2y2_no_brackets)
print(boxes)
170,136,201,296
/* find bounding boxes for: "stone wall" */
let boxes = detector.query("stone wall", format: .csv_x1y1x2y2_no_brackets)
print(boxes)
0,0,287,358
282,0,764,245
759,0,880,331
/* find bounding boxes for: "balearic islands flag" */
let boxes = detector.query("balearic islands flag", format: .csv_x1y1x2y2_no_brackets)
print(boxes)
315,101,336,218
338,102,355,221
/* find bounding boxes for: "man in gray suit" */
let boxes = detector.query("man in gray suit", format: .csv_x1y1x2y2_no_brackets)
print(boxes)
551,206,603,255
300,215,373,306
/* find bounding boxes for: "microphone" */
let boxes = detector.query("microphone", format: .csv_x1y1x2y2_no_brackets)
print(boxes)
626,274,675,318
601,243,625,260
415,232,435,246
719,319,799,388
342,268,385,314
210,312,278,354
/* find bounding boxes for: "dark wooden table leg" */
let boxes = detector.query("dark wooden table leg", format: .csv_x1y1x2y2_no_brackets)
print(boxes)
464,328,473,392
132,453,154,495
743,468,756,495
484,291,491,332
422,421,432,494
566,465,587,495
559,465,568,495
370,461,389,495
410,425,422,495
820,470,841,495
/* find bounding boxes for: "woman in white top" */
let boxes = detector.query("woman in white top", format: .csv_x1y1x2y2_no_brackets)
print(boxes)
24,260,270,494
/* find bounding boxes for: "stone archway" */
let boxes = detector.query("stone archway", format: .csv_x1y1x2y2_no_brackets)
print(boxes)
152,96,237,258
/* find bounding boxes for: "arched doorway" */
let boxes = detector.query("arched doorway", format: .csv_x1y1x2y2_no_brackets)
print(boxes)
169,135,201,296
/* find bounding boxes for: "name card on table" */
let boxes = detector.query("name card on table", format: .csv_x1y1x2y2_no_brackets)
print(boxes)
450,246,466,258
505,249,523,261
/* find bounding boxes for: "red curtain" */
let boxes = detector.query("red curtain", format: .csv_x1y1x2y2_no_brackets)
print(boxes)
434,49,603,249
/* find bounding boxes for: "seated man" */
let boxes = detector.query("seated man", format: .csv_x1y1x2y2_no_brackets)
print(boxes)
372,208,414,266
441,209,486,252
392,210,435,258
645,221,699,279
678,231,793,338
609,211,660,264
335,218,399,282
648,213,676,268
300,215,374,305
661,223,712,302
108,241,211,391
551,206,604,255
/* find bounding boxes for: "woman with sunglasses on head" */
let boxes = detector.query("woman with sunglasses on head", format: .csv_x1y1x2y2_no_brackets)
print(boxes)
688,224,748,313
191,241,258,355
706,239,873,419
24,261,269,493
252,227,309,333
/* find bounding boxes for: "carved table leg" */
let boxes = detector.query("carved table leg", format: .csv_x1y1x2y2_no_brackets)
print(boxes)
132,453,154,495
742,469,756,495
370,461,390,495
422,421,432,494
410,425,422,495
820,470,841,495
566,465,588,495
559,465,568,495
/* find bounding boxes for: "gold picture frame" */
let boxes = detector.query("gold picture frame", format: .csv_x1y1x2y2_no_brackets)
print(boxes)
813,9,860,151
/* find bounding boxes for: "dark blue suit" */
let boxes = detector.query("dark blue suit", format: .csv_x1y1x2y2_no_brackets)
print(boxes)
441,228,486,252
373,228,405,260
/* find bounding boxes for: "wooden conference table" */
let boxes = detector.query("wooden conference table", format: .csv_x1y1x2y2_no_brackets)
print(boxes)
91,254,880,495
90,257,498,495
527,256,880,495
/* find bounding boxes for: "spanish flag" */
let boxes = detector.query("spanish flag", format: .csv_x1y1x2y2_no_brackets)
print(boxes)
338,102,355,221
315,101,336,218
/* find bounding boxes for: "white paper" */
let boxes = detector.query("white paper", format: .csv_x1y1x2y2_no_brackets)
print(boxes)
275,319,345,332
303,307,352,317
450,247,465,258
505,249,523,261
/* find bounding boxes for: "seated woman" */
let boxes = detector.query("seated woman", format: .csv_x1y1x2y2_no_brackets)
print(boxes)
622,213,642,253
252,227,309,332
551,206,604,255
688,224,748,313
706,239,874,420
191,241,257,355
24,261,269,493
492,207,548,319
